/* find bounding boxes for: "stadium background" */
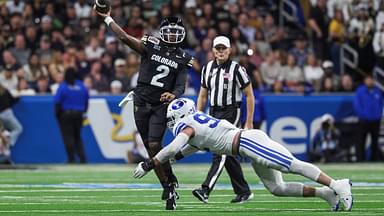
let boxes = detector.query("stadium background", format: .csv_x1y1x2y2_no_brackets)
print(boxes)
1,0,384,163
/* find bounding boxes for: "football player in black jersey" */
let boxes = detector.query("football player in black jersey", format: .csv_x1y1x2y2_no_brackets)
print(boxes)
94,6,194,210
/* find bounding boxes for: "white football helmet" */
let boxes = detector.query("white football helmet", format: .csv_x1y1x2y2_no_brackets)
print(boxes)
166,98,196,128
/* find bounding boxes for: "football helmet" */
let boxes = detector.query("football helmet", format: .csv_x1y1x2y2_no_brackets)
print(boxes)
159,16,185,44
166,98,196,128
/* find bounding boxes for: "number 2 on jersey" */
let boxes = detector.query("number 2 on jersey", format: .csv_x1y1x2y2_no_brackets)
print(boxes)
151,65,170,87
193,113,220,128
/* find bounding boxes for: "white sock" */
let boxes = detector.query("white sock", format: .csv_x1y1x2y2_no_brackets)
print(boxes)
315,186,329,201
329,179,337,190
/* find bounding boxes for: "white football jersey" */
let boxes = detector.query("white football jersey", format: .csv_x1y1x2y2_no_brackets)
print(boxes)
172,111,241,155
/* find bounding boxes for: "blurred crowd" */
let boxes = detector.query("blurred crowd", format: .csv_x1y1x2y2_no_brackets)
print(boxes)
0,0,384,96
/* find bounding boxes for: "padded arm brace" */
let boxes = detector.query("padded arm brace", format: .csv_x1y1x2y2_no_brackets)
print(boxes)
155,133,190,163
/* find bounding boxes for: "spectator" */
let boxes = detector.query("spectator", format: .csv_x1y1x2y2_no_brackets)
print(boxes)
0,83,23,148
112,58,131,93
304,54,324,92
308,0,330,60
6,0,25,14
280,54,304,91
288,35,311,68
89,61,109,93
110,80,123,95
353,75,384,161
310,114,340,163
74,0,92,19
372,22,384,69
16,78,36,96
339,74,355,92
55,67,89,164
328,9,346,74
22,53,49,83
85,36,105,61
83,75,98,95
50,72,64,95
0,65,18,94
238,13,256,43
10,34,30,66
34,75,51,94
260,51,282,88
322,60,340,91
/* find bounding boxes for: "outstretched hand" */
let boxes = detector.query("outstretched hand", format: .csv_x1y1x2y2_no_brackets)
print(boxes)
133,162,148,179
93,5,111,18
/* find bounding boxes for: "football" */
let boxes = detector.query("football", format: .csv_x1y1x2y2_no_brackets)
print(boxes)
94,0,110,14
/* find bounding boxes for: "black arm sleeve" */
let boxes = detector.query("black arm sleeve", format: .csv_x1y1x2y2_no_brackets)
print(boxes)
172,68,187,98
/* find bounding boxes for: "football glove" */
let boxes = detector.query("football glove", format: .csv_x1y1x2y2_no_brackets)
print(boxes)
118,91,135,107
133,159,155,179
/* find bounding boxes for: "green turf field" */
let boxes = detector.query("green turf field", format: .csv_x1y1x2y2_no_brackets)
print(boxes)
0,163,383,215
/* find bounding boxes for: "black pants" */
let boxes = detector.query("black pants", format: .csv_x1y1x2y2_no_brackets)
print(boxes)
134,98,176,186
356,120,383,161
201,106,251,195
58,111,86,163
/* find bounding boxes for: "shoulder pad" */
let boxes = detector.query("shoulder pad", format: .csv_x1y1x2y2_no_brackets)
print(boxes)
141,35,160,45
147,36,160,45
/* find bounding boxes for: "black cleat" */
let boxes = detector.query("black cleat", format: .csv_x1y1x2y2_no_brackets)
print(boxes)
165,192,177,210
230,192,254,203
192,187,209,203
162,183,179,200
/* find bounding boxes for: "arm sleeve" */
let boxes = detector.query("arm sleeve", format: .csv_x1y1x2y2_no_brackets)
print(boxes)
171,68,187,97
154,132,190,163
180,144,199,157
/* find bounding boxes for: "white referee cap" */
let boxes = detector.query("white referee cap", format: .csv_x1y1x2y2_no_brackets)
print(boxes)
213,36,231,48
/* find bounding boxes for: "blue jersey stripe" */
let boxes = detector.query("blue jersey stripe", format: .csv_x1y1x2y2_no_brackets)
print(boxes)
175,123,187,135
241,137,293,161
240,139,292,167
240,141,290,170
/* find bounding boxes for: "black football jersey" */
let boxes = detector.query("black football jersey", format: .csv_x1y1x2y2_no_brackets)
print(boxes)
134,35,194,105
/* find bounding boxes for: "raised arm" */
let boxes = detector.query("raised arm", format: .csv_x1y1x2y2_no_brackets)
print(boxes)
94,6,146,55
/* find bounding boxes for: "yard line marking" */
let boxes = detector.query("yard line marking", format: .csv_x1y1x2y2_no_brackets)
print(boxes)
1,208,384,213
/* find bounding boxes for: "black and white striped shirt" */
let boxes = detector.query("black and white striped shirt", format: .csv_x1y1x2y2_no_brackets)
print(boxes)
201,59,250,107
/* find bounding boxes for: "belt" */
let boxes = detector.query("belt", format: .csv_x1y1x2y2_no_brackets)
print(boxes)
211,103,241,111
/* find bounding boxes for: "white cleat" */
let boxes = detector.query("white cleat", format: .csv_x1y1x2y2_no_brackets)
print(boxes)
321,186,340,211
333,179,353,211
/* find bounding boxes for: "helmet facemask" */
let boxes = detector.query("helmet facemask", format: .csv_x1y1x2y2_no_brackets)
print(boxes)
159,17,186,44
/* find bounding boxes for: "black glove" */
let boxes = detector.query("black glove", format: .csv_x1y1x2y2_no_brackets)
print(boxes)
142,159,155,171
174,151,184,161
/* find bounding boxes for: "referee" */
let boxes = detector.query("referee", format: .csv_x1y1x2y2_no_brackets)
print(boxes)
193,36,255,203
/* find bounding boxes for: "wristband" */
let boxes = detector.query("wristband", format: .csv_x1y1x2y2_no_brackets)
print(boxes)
104,16,114,26
174,151,184,160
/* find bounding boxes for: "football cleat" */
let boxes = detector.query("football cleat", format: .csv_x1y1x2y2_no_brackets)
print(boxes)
162,183,179,200
230,192,254,204
321,186,340,211
165,191,177,210
333,179,353,211
192,187,209,203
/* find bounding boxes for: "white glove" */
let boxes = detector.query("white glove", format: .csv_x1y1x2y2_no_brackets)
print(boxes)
118,91,135,107
133,162,148,179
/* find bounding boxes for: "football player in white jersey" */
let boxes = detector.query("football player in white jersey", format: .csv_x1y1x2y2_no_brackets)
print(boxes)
133,98,353,211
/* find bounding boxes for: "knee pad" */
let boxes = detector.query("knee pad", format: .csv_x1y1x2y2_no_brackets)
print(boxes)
271,184,287,196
